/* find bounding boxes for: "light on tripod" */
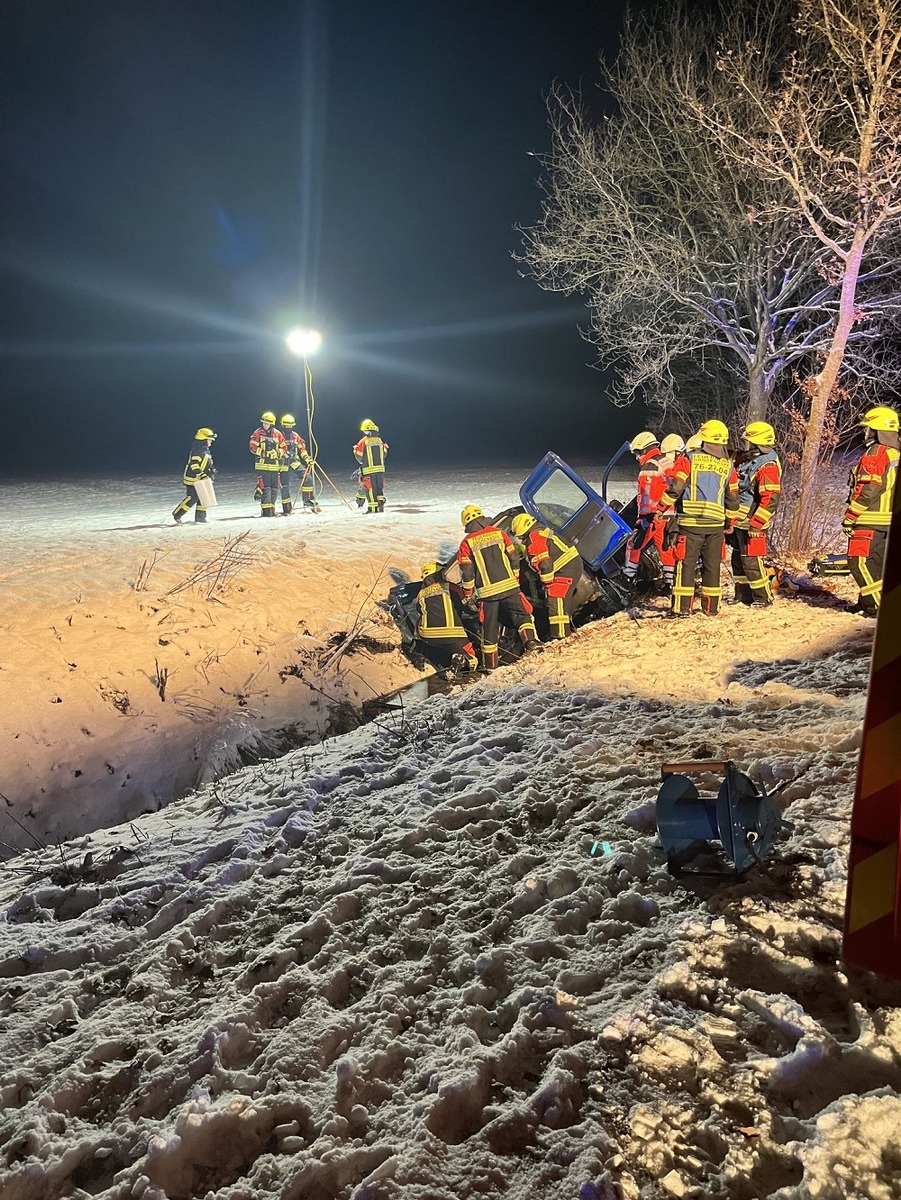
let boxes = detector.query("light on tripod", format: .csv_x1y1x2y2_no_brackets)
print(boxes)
284,327,322,358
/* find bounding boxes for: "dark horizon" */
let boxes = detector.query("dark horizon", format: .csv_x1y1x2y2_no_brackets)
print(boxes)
0,1,650,478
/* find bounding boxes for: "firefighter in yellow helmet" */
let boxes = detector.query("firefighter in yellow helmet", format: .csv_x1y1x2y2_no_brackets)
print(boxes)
843,406,900,616
731,421,782,606
173,428,217,524
414,562,478,677
656,419,739,616
510,512,583,638
353,419,389,513
279,414,320,514
458,505,537,670
249,411,287,517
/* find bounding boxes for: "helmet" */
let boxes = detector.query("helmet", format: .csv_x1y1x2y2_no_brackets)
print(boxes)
360,419,379,433
697,419,729,445
685,433,704,452
859,406,900,432
261,411,276,425
660,434,685,455
421,561,441,580
629,431,659,454
194,427,216,441
510,513,537,538
461,504,484,526
280,414,296,428
742,421,776,446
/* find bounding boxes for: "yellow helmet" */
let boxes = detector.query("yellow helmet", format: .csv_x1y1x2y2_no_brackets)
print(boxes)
461,504,484,526
660,434,684,454
697,419,729,445
280,414,296,428
194,427,216,440
860,406,900,432
421,561,441,580
629,431,658,454
685,433,704,451
360,418,379,433
261,411,276,425
742,421,776,446
511,512,537,538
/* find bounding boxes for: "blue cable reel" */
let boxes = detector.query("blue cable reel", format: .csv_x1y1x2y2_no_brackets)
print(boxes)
656,760,791,875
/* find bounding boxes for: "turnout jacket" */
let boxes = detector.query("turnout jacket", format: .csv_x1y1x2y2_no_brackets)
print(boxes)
844,441,899,529
416,580,467,639
520,525,580,584
284,430,313,470
183,441,214,485
458,520,520,599
249,427,287,473
659,445,739,529
635,449,671,517
735,449,782,531
353,434,389,475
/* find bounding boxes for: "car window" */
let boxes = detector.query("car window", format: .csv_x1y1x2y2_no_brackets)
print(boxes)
532,469,589,528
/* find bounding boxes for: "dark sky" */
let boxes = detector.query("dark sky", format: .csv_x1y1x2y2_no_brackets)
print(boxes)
0,0,644,476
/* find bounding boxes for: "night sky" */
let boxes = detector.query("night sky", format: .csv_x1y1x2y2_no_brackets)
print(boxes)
1,1,645,477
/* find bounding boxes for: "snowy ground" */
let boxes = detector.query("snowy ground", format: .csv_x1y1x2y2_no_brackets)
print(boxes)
1,464,900,1200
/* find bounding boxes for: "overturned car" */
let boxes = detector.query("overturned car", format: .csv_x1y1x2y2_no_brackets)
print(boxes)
387,450,663,673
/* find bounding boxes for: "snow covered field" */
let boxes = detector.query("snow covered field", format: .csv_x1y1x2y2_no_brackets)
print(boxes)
1,464,900,1200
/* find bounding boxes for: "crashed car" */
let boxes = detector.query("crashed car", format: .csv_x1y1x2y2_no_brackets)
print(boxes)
387,448,665,672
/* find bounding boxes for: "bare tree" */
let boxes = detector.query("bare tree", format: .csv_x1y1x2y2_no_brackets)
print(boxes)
520,2,849,428
686,0,901,548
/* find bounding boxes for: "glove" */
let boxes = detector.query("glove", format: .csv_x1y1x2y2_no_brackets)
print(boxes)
842,518,855,536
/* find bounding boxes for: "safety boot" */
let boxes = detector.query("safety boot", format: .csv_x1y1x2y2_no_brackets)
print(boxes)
194,511,207,524
376,501,385,513
282,500,294,516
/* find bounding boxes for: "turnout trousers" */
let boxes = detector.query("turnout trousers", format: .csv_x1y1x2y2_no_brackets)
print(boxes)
173,485,207,524
479,590,536,670
848,528,887,614
545,562,583,639
362,469,386,513
672,526,725,616
731,529,773,606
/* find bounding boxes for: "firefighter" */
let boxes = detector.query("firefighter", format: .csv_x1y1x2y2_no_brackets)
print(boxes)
249,411,287,517
510,513,583,639
657,419,739,616
843,405,900,616
172,428,216,524
731,421,782,606
280,414,320,514
415,563,479,676
623,431,679,592
353,419,389,513
458,505,537,670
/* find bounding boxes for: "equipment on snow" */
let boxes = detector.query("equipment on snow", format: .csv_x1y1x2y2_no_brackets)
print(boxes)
656,759,790,875
808,553,852,577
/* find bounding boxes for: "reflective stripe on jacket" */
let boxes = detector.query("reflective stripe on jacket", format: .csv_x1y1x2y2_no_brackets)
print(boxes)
284,430,312,469
845,444,899,529
249,428,287,473
353,435,388,475
523,527,580,584
661,448,739,528
458,524,519,599
183,445,213,485
416,583,466,639
736,449,782,531
636,449,669,516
